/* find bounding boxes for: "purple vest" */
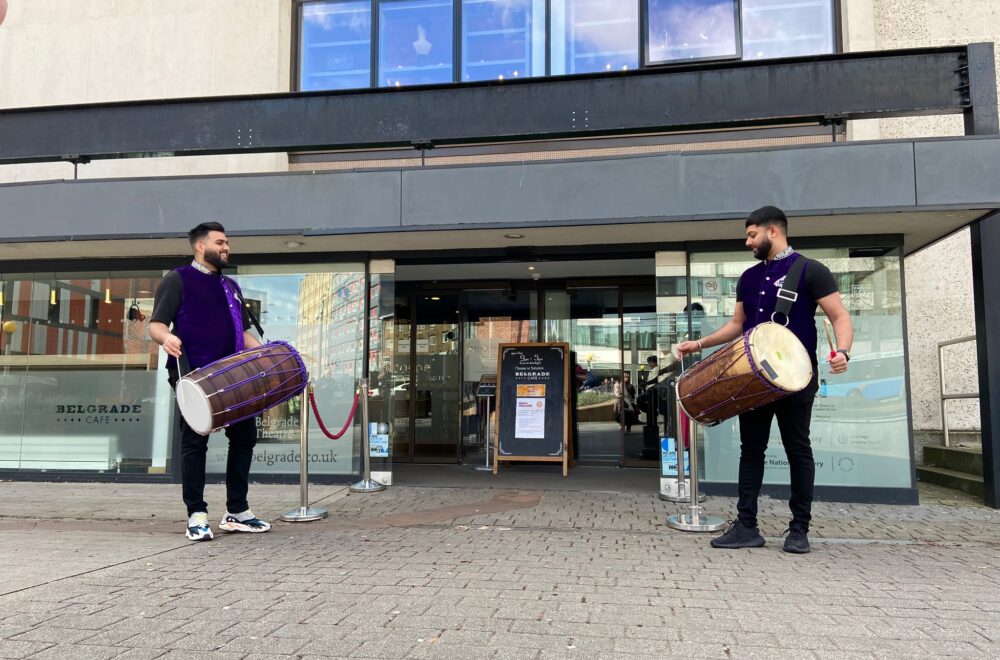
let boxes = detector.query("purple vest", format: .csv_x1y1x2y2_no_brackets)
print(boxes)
739,253,820,363
170,265,245,370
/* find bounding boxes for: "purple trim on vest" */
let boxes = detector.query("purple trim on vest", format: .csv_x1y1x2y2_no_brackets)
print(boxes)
740,253,821,361
220,276,246,354
171,265,241,369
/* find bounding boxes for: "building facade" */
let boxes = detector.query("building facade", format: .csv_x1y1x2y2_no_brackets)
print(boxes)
1,0,999,506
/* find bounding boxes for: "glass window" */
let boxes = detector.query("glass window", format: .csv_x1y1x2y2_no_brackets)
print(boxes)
646,0,740,65
379,0,455,87
367,262,396,476
676,247,911,490
200,265,367,477
550,0,639,75
741,0,834,60
461,0,546,82
300,1,373,91
0,271,171,474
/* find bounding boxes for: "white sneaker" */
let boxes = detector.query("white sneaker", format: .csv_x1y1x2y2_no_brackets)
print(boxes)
185,512,214,542
219,509,271,533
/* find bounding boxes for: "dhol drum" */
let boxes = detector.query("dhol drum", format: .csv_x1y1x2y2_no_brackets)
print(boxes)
677,322,813,426
176,341,309,435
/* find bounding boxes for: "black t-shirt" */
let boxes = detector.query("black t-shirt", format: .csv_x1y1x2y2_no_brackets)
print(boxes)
151,270,252,331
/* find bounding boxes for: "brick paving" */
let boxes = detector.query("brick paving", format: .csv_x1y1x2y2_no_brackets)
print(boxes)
0,478,998,658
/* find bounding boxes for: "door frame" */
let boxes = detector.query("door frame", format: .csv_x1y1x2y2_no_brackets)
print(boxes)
393,276,657,466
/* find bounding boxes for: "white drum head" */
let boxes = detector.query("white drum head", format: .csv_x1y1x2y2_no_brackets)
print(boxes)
177,378,214,435
748,323,813,392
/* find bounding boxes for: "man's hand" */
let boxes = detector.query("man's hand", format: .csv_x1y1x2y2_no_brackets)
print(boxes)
828,351,848,375
161,333,183,358
148,321,182,358
674,340,701,359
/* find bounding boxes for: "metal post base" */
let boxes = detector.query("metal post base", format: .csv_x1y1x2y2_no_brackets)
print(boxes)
658,478,707,503
280,506,329,522
474,465,492,471
666,512,727,532
350,478,386,493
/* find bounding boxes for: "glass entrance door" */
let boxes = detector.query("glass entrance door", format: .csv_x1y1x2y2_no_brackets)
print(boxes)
394,292,461,462
461,290,537,464
622,288,661,467
414,293,461,461
544,287,622,465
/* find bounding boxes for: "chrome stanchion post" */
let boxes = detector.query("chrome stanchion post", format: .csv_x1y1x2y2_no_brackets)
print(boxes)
475,394,492,471
281,384,328,522
667,414,725,532
351,376,385,493
660,382,704,502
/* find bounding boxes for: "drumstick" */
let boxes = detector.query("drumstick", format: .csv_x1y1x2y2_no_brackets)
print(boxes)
822,319,836,360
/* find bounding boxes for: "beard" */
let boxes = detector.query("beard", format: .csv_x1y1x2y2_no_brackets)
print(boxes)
204,248,228,270
752,236,772,261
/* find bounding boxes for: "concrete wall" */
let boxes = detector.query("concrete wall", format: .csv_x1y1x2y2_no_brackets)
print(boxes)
843,0,1000,432
0,0,293,182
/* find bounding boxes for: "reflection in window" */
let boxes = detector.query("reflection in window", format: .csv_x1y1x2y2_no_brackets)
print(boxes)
379,0,454,87
550,0,639,75
680,248,911,490
222,267,367,476
461,0,546,82
0,271,168,473
299,1,372,91
646,0,740,64
741,0,834,60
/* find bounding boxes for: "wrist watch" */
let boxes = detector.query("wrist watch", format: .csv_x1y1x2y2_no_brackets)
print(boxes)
836,348,851,362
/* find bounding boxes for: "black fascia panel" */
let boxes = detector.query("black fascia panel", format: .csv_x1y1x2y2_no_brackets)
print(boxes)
0,46,989,165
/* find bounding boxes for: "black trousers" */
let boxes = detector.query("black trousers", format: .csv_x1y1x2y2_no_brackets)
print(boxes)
171,375,257,517
736,374,818,532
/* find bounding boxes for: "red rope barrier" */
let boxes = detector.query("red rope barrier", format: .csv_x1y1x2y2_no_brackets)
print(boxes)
308,389,360,439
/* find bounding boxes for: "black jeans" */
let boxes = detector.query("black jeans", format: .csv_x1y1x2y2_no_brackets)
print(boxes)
736,373,819,532
171,375,258,517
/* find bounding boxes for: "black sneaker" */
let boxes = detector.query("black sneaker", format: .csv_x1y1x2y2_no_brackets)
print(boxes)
782,528,811,554
710,520,765,549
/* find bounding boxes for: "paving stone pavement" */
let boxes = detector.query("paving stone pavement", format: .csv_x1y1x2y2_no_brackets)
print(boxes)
0,479,998,659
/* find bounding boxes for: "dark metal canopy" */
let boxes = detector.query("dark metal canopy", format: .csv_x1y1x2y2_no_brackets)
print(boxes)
0,44,996,165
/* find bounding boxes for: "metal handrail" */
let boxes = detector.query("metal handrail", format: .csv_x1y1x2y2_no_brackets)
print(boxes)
938,335,978,447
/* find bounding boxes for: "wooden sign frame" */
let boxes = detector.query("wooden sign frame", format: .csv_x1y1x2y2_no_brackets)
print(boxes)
493,342,572,477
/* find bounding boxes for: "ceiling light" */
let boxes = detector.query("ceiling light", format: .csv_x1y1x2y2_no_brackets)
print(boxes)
285,240,304,248
528,266,535,271
504,233,524,239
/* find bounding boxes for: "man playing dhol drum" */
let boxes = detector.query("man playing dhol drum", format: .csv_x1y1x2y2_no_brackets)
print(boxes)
150,222,271,542
675,206,852,554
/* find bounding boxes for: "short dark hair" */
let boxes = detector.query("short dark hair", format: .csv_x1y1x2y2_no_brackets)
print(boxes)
646,355,658,364
188,222,226,246
745,205,788,233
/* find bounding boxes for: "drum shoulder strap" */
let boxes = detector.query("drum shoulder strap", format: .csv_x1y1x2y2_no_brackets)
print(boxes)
774,255,810,317
225,275,267,341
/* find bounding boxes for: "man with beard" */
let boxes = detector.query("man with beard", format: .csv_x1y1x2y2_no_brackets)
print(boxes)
150,222,270,541
674,206,852,554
